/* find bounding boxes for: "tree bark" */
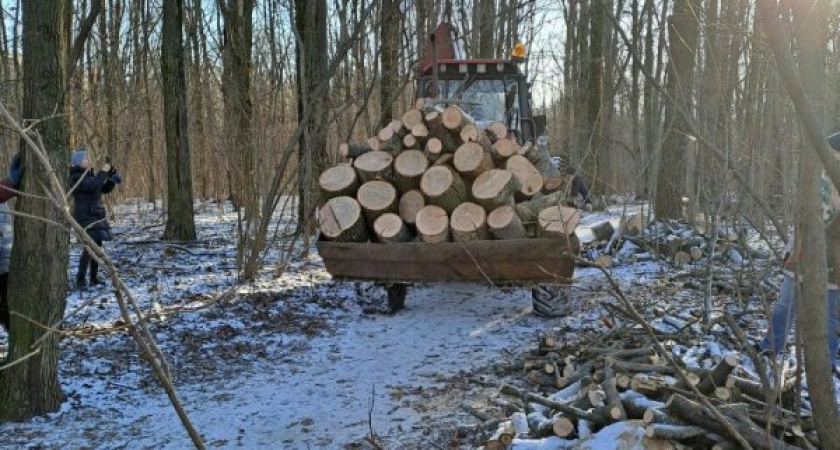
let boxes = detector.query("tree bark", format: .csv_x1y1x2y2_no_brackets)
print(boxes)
488,205,528,240
161,0,197,241
0,0,72,420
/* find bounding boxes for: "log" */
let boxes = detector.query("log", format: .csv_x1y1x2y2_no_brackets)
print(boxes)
357,180,398,225
696,353,739,394
571,388,605,410
612,360,679,375
486,121,508,141
411,123,429,144
513,191,569,223
538,206,582,238
643,407,686,426
620,391,664,420
450,202,489,242
415,205,450,243
453,142,495,181
420,166,469,214
527,138,563,179
724,375,764,400
460,123,493,153
373,213,411,243
318,163,359,201
377,125,403,154
318,196,368,242
425,137,444,162
402,133,418,149
353,150,393,184
491,138,519,160
551,417,576,438
602,359,627,420
591,221,615,242
442,104,474,133
487,205,528,240
471,169,521,210
505,155,544,200
630,373,678,397
398,189,425,226
666,394,799,450
394,149,429,193
645,424,707,440
425,110,459,151
499,383,597,422
388,119,408,137
339,142,373,159
401,108,424,129
365,136,381,152
543,175,574,195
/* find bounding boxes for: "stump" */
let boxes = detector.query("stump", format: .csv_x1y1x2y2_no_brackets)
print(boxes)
415,205,450,243
394,149,429,193
505,155,544,200
471,169,521,211
398,189,425,226
357,180,398,225
373,213,411,243
318,163,359,201
420,165,469,214
488,205,528,240
538,206,582,238
450,202,489,242
353,150,393,184
318,196,368,242
453,143,495,182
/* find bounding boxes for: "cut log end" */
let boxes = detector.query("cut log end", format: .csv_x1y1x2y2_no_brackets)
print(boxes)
318,196,368,242
415,205,450,243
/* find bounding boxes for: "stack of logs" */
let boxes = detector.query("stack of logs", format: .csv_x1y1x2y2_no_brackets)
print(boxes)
469,332,815,450
318,102,581,244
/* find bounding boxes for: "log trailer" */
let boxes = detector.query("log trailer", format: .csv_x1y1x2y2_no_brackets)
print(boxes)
317,24,578,315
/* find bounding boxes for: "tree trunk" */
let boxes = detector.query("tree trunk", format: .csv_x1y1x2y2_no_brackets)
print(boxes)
161,0,197,241
453,143,494,182
0,0,71,421
471,169,520,211
488,205,528,239
353,150,393,184
505,155,544,200
398,189,425,226
654,0,699,220
357,180,398,225
450,202,489,242
378,0,400,128
373,213,410,243
394,149,428,194
415,205,450,243
318,163,359,201
319,196,368,242
420,166,468,214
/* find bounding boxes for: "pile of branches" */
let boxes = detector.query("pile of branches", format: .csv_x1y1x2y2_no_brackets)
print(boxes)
460,314,816,450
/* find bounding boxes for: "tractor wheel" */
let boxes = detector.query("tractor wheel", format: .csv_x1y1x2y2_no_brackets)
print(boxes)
531,284,574,317
354,282,407,314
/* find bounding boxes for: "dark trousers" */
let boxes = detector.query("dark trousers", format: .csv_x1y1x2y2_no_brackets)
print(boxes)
0,272,9,331
77,238,103,282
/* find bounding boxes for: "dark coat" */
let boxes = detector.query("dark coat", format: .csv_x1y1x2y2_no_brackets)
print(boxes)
70,167,119,242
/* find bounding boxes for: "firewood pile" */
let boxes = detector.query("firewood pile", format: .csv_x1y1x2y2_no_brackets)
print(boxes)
582,216,765,272
317,102,582,244
460,319,816,449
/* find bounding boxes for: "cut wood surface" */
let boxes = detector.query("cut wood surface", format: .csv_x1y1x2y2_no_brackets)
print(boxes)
318,163,359,201
538,206,582,238
402,133,418,149
377,125,403,154
488,205,528,240
393,149,429,193
353,150,393,183
486,121,508,141
411,123,429,142
420,165,468,213
453,142,495,181
356,180,398,225
373,213,410,243
318,196,368,242
514,191,570,223
442,104,473,132
492,138,519,160
472,169,520,210
398,189,425,226
401,108,424,129
460,123,493,152
415,204,450,243
425,137,444,161
450,202,489,242
425,110,459,151
505,155,544,199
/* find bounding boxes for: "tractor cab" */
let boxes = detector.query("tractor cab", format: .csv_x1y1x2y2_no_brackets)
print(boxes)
415,23,546,144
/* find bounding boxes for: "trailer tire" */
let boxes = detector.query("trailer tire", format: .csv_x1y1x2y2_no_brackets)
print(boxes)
531,284,573,317
354,282,407,314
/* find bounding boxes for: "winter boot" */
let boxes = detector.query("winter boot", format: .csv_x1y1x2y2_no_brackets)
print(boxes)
89,260,103,286
77,251,90,290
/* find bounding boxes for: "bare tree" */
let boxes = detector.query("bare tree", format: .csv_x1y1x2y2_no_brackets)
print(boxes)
161,0,197,241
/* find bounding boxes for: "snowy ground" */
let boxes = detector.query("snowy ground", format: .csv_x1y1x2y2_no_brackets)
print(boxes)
0,199,836,449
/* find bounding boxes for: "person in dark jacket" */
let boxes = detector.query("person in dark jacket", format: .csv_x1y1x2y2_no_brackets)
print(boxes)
69,149,121,289
0,152,22,331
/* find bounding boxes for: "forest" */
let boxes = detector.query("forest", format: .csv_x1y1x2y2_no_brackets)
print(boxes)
0,0,839,449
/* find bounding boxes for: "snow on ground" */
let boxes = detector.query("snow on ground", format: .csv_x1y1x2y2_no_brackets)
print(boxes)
0,199,836,449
